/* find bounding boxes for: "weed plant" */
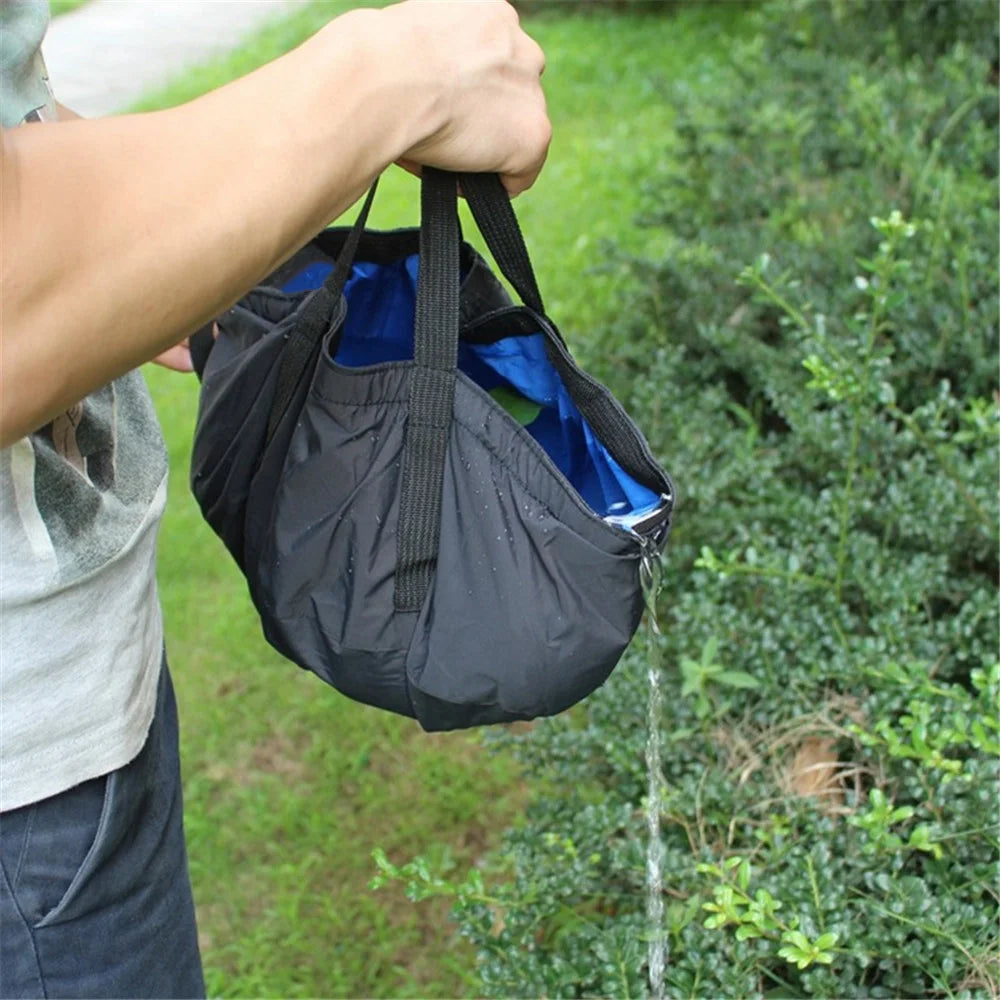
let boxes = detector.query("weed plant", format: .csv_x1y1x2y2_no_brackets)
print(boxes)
373,2,999,996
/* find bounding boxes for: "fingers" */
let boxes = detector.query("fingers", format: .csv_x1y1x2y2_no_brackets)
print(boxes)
388,0,551,195
395,157,421,180
525,30,546,78
150,340,194,373
498,19,550,192
503,106,552,196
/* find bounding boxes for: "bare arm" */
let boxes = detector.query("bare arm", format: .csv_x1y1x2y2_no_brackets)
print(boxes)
0,1,549,446
54,99,195,374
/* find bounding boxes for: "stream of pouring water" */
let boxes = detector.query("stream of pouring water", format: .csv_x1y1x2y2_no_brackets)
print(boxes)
640,542,666,1000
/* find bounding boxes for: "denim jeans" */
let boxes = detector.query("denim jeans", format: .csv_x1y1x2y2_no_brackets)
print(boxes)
0,659,205,999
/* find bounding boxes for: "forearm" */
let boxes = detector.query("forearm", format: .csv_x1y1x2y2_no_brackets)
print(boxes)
0,10,429,445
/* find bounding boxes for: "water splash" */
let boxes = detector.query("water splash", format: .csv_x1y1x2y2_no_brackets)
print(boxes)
640,541,666,1000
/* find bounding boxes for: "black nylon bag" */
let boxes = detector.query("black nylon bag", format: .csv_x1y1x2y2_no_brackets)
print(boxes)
190,169,673,730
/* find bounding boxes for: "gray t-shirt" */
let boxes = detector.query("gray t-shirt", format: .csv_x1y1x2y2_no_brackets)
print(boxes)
1,0,168,811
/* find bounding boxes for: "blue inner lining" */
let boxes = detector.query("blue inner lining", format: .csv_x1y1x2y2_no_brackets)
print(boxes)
282,256,659,519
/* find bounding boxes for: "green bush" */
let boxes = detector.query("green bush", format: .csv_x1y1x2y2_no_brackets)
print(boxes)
784,0,999,64
374,2,998,997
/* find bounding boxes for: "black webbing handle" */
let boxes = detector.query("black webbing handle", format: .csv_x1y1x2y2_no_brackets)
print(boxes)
459,172,544,315
265,181,379,443
394,168,461,611
318,179,380,301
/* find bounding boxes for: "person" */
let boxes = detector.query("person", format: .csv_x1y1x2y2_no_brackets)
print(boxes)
0,2,550,996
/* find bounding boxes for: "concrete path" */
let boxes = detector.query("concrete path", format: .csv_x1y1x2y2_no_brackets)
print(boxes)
43,0,310,117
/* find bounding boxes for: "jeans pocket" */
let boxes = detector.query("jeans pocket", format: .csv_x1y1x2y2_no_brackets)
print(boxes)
0,772,110,930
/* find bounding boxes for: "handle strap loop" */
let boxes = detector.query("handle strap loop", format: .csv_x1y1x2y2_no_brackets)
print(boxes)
459,172,544,315
265,180,378,443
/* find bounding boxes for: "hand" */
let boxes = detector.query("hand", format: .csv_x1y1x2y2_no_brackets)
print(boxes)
151,338,193,373
374,1,551,196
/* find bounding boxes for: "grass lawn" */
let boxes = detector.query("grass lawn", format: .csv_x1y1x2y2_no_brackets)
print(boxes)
136,2,746,995
49,0,89,15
